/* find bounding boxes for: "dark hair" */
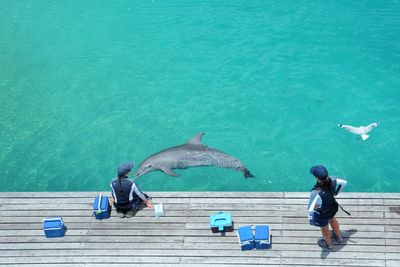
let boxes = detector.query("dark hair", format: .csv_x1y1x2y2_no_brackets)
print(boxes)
317,177,332,188
118,175,124,193
312,177,332,191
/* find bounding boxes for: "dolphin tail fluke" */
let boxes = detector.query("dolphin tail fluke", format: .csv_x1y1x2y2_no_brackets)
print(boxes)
243,168,255,178
361,134,369,141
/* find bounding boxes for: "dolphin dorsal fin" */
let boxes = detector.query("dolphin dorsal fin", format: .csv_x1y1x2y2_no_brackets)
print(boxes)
187,132,205,145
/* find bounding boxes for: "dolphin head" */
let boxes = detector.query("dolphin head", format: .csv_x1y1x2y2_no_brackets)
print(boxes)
134,159,158,178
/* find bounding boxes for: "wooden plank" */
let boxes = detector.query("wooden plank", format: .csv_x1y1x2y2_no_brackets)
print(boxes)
385,225,400,232
183,236,387,246
0,209,395,221
383,193,400,198
0,192,285,198
1,242,396,254
1,197,395,207
179,257,281,265
0,198,393,207
0,191,396,199
387,261,400,267
282,230,400,239
182,242,398,253
183,223,384,232
3,202,393,213
0,216,278,224
0,265,270,267
1,216,399,225
280,251,386,259
384,199,400,205
0,265,277,267
385,253,400,260
0,243,183,251
279,257,385,267
283,217,400,225
0,236,184,243
0,216,280,224
0,196,198,205
385,212,400,219
0,249,283,258
386,239,400,246
7,226,393,238
0,203,189,211
285,192,386,199
0,257,182,264
0,222,185,231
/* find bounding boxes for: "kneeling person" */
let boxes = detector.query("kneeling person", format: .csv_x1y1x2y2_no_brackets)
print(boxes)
110,162,153,218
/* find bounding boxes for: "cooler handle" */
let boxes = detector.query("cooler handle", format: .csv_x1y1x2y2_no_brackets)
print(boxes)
97,193,102,212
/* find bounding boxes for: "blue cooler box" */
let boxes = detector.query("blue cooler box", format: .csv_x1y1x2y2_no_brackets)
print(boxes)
255,225,271,249
210,212,234,233
237,225,255,251
43,217,65,238
93,193,111,220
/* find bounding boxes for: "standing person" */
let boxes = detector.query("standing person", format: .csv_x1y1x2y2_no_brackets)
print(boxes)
308,165,347,250
110,162,154,218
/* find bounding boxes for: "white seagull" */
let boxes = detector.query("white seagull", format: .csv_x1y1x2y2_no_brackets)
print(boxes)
338,122,379,141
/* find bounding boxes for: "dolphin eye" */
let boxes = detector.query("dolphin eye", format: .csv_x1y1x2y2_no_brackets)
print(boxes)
147,164,152,168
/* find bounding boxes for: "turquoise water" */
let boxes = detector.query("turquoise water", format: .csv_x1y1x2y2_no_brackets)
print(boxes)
1,1,399,192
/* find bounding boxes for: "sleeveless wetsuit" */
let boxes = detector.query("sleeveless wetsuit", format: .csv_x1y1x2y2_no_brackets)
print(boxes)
308,177,347,226
110,176,149,213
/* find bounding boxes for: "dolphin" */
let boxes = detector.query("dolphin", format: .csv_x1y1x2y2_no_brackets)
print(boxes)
338,122,379,140
134,132,254,178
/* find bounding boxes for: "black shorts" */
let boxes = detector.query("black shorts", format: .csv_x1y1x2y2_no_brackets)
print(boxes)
310,212,333,227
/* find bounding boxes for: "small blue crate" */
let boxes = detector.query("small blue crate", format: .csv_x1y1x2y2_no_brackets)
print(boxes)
210,212,233,233
43,217,65,238
255,225,271,249
93,193,111,220
237,225,255,251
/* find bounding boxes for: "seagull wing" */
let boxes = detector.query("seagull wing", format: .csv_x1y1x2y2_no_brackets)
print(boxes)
363,122,379,133
339,124,363,134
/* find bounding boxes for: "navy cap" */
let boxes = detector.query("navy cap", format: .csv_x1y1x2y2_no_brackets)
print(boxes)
117,162,134,176
310,165,328,180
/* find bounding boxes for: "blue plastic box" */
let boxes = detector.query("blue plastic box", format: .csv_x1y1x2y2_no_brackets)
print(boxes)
210,212,234,233
43,217,65,238
93,194,111,220
237,225,255,251
255,225,271,249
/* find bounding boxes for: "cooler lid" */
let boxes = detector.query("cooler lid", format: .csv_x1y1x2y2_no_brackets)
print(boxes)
43,219,62,229
100,196,109,210
93,194,108,211
237,225,253,241
255,225,270,240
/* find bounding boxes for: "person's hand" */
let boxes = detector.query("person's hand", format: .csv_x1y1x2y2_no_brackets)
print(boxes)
145,199,154,209
109,197,115,205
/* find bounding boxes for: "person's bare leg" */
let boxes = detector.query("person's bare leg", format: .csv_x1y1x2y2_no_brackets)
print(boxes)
321,225,333,246
329,218,343,242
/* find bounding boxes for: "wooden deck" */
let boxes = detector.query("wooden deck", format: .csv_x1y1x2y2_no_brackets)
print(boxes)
0,192,399,267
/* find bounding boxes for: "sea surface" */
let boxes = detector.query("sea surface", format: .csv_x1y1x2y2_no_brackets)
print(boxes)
1,1,399,192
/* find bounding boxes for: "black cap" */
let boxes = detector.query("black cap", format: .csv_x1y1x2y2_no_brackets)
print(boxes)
117,162,134,176
310,165,328,180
